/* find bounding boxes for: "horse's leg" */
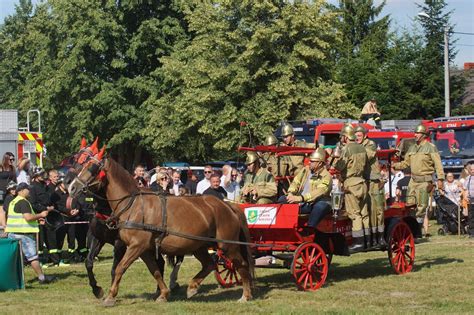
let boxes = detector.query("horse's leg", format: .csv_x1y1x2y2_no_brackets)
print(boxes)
103,244,146,307
225,245,253,302
111,240,126,283
141,250,170,303
187,247,214,299
169,255,183,291
86,235,105,299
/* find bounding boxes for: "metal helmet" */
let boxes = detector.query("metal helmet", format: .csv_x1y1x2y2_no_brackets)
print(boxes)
414,124,429,135
309,148,326,162
280,123,294,137
354,125,367,135
6,181,17,191
31,166,45,178
245,151,259,165
264,134,278,146
340,124,356,141
45,211,65,231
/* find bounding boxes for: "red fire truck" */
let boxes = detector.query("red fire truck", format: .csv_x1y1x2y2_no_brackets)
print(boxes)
0,109,44,167
425,115,474,175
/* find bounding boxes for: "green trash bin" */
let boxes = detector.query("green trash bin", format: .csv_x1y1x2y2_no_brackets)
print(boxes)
0,238,25,291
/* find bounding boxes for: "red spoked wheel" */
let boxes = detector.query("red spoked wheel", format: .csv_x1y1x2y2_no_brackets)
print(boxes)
387,221,415,274
291,242,328,291
214,251,242,288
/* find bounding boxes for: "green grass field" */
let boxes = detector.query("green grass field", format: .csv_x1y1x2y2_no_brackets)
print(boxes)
1,224,474,314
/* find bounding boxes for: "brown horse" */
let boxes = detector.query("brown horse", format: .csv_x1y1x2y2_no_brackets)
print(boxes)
67,150,254,306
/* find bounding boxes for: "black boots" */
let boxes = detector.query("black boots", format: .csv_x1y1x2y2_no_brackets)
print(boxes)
349,237,365,253
377,232,387,247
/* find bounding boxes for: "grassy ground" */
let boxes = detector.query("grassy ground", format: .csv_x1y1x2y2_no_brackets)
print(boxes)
1,223,474,314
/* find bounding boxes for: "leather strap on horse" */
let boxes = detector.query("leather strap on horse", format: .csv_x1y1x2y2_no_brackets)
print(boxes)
118,221,273,248
154,195,168,260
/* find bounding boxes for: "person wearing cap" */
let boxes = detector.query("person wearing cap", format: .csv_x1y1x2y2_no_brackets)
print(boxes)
279,123,316,177
240,151,277,204
5,183,56,284
333,124,370,252
393,124,445,236
355,125,386,247
278,148,332,233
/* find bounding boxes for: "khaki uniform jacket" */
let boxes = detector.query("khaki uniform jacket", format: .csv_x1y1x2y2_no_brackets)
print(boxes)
361,138,381,181
280,139,316,176
261,152,289,178
393,139,445,181
240,168,277,202
334,142,368,187
288,166,332,203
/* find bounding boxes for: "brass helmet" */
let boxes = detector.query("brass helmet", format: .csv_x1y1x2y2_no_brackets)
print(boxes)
340,124,356,141
414,124,429,135
281,123,294,137
354,125,367,135
245,151,259,165
264,134,278,146
309,148,326,162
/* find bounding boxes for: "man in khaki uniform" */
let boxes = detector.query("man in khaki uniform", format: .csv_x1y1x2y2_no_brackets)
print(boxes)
355,125,386,246
392,124,445,234
240,151,277,204
279,123,316,176
334,125,369,251
261,135,285,177
278,148,332,233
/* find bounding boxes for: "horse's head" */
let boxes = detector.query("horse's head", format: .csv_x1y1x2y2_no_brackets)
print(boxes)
63,137,100,189
66,139,106,198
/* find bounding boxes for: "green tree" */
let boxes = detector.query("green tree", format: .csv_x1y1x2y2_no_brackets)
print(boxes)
0,0,187,168
143,0,356,163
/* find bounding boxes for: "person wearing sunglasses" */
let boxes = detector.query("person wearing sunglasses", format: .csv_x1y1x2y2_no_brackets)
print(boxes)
1,152,17,201
196,165,213,195
150,172,171,195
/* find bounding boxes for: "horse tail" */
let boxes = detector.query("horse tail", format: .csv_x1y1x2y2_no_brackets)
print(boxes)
237,210,255,283
166,255,184,268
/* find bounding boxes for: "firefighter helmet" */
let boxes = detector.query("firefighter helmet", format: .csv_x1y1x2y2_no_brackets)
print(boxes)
280,123,294,137
45,211,65,231
340,124,356,140
245,151,259,165
6,181,17,191
31,166,45,179
309,148,326,162
414,124,429,135
354,125,368,135
264,134,278,146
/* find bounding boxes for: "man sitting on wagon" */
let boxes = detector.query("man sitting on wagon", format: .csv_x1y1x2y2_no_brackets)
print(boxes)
278,148,332,233
240,152,277,204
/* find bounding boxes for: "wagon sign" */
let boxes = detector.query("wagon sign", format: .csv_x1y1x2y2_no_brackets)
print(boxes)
245,207,277,225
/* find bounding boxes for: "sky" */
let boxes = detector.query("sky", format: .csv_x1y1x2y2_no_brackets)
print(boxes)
0,0,473,67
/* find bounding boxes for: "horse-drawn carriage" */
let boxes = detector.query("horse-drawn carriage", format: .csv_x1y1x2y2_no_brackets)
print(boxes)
214,146,420,291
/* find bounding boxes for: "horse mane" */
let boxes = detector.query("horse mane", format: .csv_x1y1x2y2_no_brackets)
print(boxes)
106,158,140,193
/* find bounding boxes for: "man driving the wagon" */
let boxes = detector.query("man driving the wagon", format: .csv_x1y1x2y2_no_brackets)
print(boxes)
277,148,332,234
240,151,277,204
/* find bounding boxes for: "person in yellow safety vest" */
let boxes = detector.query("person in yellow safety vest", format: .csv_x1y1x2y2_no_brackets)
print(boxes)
392,124,445,236
5,183,56,284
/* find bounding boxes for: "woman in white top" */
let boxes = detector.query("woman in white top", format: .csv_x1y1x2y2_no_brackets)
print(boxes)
442,172,462,206
16,157,31,184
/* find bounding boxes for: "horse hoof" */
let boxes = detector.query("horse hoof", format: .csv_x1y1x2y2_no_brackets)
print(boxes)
187,288,198,299
93,287,104,299
155,296,167,303
238,295,251,303
170,283,180,291
102,298,116,307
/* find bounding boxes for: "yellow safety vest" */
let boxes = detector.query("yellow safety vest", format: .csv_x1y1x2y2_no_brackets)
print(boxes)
5,196,39,233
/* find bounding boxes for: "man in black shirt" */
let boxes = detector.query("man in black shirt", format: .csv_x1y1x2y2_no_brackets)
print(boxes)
396,168,411,203
203,174,227,200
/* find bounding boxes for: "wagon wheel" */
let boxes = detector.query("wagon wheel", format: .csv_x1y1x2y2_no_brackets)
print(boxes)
387,221,415,274
437,227,446,236
291,242,328,291
214,251,242,288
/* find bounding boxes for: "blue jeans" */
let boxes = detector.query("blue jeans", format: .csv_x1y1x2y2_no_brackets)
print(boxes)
278,196,331,228
8,233,38,262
